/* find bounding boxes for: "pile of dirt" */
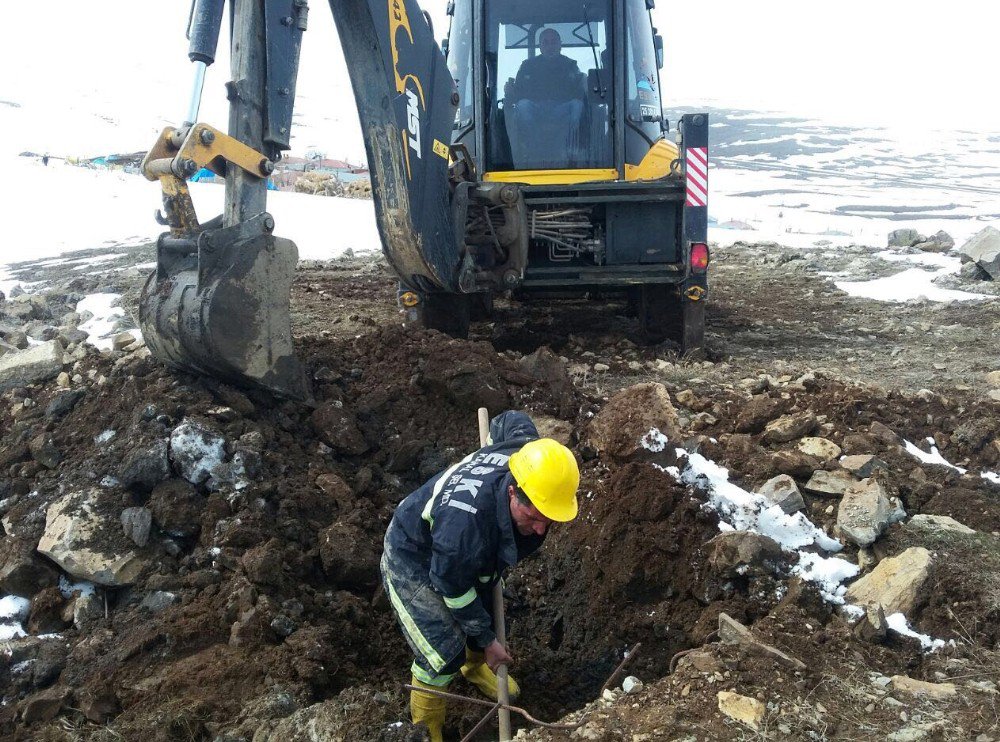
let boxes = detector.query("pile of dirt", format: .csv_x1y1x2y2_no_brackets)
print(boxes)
2,253,1000,741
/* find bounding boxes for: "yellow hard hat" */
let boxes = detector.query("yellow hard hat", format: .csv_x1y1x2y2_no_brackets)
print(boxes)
509,438,580,522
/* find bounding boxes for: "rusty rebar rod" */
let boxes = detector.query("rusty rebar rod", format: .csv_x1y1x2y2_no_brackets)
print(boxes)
600,642,642,694
459,702,502,742
403,685,586,732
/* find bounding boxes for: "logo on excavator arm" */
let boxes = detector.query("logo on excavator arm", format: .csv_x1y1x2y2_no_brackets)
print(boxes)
388,0,427,179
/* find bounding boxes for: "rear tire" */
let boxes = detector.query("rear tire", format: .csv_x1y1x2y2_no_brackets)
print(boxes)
417,293,471,338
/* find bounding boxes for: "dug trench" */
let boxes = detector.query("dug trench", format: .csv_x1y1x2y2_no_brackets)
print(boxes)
2,254,1000,740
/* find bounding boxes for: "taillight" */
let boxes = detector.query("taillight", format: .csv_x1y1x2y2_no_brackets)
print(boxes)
690,242,710,272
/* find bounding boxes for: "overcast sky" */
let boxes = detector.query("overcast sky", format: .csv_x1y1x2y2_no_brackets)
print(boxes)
1,0,997,160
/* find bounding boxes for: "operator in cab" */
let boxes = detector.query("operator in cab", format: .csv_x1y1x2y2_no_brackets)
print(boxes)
506,28,587,165
380,411,580,741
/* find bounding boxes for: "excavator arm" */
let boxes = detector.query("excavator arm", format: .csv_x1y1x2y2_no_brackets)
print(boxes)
140,0,464,399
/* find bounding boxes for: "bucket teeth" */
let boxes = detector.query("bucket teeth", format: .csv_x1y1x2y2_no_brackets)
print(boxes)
140,217,312,402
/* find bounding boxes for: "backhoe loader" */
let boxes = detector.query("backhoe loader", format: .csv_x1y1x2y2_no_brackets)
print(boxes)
139,0,709,401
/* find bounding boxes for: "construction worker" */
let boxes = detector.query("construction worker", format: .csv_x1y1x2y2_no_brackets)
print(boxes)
381,411,580,741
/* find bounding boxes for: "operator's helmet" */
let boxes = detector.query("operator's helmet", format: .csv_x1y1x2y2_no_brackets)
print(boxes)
509,438,580,522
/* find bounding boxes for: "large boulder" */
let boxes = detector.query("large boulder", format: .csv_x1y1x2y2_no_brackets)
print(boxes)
586,382,681,460
37,490,146,586
837,478,892,546
0,340,63,392
957,226,1000,280
887,228,922,248
845,546,932,615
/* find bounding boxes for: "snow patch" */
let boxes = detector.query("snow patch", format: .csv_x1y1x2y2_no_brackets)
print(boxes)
641,428,669,453
77,293,125,351
657,442,859,604
835,267,990,304
94,429,117,445
902,439,967,474
0,596,30,642
886,612,950,652
982,471,1000,485
58,575,96,599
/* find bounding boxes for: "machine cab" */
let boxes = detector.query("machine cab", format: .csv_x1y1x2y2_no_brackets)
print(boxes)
445,0,672,184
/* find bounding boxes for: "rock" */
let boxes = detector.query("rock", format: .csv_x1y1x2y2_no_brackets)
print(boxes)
763,411,817,444
45,389,85,419
421,346,510,412
112,332,135,351
20,686,71,724
586,383,681,461
889,675,957,700
384,436,424,473
0,539,59,597
988,370,1000,387
888,228,921,247
169,420,228,485
913,230,954,253
622,676,643,694
717,691,765,730
840,454,888,478
796,437,842,461
36,490,146,586
868,421,899,445
757,474,805,514
706,531,782,576
27,587,70,633
271,614,297,637
845,547,933,615
78,685,120,724
318,521,379,588
770,449,820,478
120,507,153,547
853,603,888,642
120,440,171,492
73,592,104,628
518,347,576,418
837,478,893,546
887,721,948,742
717,613,806,671
148,479,203,538
534,415,574,446
310,403,369,456
28,434,61,469
314,472,355,512
734,394,780,434
140,591,179,614
905,513,976,536
804,469,856,497
957,226,1000,280
0,339,64,392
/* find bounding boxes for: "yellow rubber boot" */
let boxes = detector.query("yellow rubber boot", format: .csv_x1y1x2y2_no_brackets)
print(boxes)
410,676,447,742
461,648,521,700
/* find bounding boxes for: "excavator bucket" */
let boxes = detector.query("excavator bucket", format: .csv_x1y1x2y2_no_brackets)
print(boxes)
139,213,311,401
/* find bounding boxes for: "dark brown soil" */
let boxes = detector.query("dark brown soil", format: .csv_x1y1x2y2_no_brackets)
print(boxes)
2,246,999,741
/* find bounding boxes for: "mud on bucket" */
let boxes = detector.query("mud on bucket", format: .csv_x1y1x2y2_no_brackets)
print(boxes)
139,214,312,401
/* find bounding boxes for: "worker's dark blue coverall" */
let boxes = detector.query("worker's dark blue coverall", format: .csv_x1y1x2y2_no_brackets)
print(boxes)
381,411,545,686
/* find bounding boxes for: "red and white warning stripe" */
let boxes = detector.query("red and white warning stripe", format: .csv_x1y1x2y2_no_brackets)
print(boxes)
685,146,708,207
